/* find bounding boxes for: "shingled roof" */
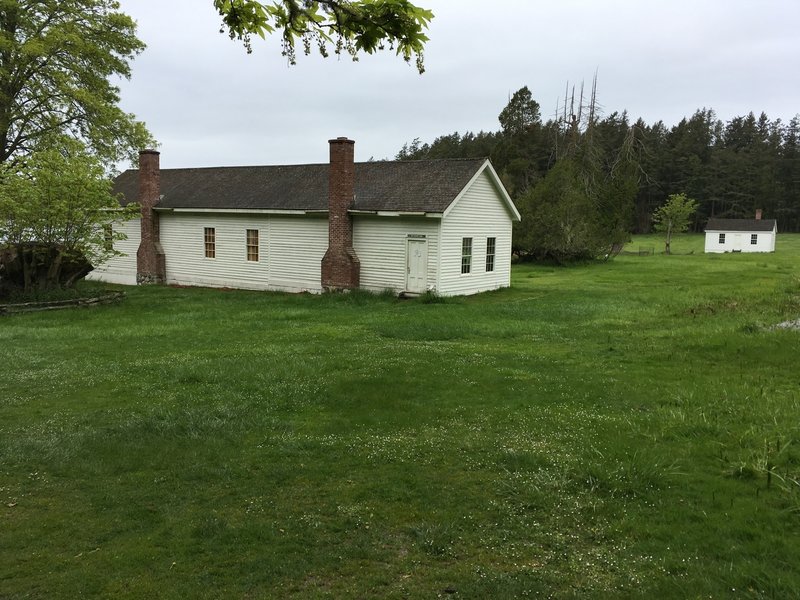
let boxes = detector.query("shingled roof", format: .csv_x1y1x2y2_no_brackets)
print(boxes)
705,218,777,232
113,158,490,214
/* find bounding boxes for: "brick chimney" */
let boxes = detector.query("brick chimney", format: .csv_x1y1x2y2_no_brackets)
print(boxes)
136,149,166,284
321,137,360,291
755,208,763,220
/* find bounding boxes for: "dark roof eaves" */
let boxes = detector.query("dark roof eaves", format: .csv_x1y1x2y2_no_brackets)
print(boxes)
705,218,777,232
113,158,491,213
119,157,487,174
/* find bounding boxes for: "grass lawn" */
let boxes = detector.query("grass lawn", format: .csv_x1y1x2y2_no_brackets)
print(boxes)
2,233,799,598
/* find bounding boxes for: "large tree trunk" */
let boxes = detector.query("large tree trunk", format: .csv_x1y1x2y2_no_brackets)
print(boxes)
664,224,673,255
63,262,93,289
0,243,93,295
21,246,33,293
45,250,64,291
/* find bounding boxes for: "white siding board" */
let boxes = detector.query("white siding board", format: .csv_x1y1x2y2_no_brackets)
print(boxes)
267,216,328,292
160,213,326,292
438,171,514,296
353,216,440,292
86,167,515,298
86,218,139,285
705,228,776,253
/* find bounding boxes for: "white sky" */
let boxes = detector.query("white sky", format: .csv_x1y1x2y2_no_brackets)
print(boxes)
116,0,800,169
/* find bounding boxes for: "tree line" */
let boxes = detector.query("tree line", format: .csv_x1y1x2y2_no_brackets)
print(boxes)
396,86,800,256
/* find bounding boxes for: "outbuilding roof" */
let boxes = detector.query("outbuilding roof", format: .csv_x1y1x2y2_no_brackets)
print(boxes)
705,218,777,232
113,158,491,214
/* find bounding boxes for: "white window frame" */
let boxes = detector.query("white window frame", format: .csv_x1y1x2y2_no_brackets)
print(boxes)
204,227,216,258
246,229,259,262
461,237,472,274
485,237,496,272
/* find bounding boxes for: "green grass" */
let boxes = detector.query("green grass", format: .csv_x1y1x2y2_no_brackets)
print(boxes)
2,233,799,598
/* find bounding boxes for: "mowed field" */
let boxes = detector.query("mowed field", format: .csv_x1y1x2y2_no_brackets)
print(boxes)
2,234,799,598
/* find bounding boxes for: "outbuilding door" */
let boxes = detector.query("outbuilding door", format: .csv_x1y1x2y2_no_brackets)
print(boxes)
406,238,428,294
732,233,743,251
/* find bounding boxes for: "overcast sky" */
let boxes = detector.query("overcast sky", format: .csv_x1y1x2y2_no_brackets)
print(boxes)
115,0,800,169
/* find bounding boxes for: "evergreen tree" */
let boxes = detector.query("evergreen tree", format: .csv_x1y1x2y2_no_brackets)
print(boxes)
515,158,603,262
778,116,800,231
514,81,637,261
632,119,668,232
498,86,541,136
396,90,800,242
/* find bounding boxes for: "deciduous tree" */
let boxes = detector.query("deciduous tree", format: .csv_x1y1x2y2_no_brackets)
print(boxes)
0,137,137,294
0,0,154,165
214,0,433,72
652,192,699,255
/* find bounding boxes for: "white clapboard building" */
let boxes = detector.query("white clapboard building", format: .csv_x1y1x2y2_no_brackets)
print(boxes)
90,138,521,296
704,210,777,253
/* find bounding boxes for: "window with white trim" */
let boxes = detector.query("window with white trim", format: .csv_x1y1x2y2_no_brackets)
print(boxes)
461,237,472,274
246,229,259,261
486,237,496,272
751,234,758,245
204,227,216,258
718,233,725,244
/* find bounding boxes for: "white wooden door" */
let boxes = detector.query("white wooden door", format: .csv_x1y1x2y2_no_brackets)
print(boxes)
406,239,428,293
733,233,743,251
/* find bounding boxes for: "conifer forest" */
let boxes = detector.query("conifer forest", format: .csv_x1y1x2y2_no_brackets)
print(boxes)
396,84,800,261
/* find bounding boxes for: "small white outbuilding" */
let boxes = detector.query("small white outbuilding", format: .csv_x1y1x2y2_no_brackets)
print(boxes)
704,211,777,253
